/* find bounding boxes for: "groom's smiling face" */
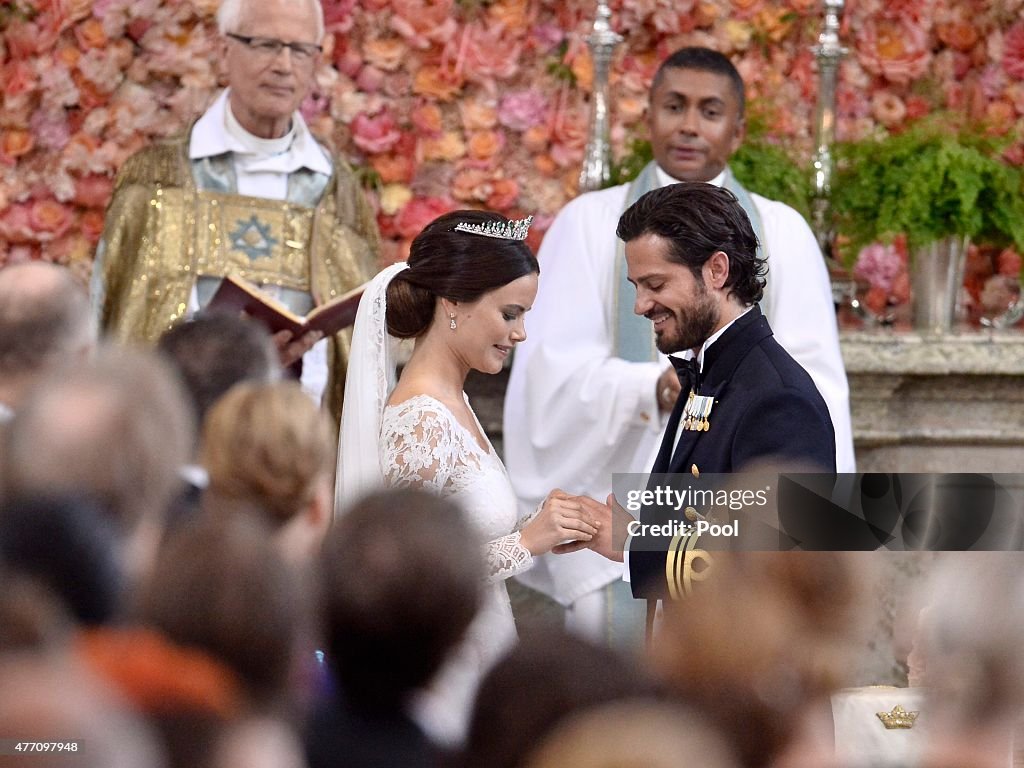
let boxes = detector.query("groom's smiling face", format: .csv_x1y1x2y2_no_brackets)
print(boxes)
446,272,538,375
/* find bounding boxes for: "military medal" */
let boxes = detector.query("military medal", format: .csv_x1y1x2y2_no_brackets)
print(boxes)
682,392,715,432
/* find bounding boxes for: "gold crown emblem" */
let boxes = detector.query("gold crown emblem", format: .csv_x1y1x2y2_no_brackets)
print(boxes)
876,704,919,730
453,215,533,241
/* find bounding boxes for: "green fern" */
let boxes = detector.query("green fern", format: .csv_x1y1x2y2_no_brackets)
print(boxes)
831,119,1024,266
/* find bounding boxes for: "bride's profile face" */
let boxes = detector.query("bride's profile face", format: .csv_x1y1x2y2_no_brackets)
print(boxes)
447,272,539,375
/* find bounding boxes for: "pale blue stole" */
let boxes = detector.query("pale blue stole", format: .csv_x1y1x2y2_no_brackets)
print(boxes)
612,162,768,362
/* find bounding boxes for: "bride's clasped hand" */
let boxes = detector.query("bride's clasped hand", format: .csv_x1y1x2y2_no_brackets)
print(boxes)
518,489,601,555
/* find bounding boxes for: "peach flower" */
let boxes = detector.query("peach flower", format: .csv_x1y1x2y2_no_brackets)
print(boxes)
937,19,979,53
0,204,35,243
857,16,931,85
370,153,415,185
411,103,444,136
461,98,499,131
391,0,457,48
461,22,522,84
419,131,467,162
75,18,108,49
413,65,465,101
452,167,493,203
731,0,765,20
363,37,408,72
488,0,531,31
379,183,413,216
29,199,75,241
871,91,907,127
1,130,35,163
3,61,38,98
486,178,519,211
468,130,505,161
522,125,551,153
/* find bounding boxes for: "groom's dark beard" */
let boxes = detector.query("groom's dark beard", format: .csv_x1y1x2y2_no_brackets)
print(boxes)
654,281,718,355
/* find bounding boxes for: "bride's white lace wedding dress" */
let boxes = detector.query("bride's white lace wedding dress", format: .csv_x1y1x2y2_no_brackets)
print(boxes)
380,392,535,745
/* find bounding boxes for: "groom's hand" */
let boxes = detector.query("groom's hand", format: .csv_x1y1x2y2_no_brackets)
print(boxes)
553,494,633,561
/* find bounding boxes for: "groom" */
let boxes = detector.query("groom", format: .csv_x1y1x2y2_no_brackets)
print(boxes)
560,183,836,598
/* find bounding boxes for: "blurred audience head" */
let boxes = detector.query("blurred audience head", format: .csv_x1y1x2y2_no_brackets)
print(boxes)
0,261,96,415
0,652,165,768
2,345,193,581
321,488,482,713
201,381,334,564
462,627,659,768
651,552,865,768
0,496,123,626
135,514,309,715
524,699,738,768
157,313,279,431
910,553,1024,768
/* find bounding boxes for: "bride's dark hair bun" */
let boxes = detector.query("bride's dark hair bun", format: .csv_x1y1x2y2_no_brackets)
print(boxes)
385,209,539,339
385,277,434,339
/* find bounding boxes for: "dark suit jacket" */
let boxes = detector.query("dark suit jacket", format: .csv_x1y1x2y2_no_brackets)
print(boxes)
629,306,836,598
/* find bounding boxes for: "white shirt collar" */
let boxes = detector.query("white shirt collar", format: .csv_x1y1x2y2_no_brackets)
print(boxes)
654,164,727,190
188,89,332,176
678,305,754,372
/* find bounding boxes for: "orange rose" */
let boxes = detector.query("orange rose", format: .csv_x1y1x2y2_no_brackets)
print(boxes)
363,37,407,72
55,46,81,69
370,153,415,184
419,131,466,162
75,18,108,50
452,167,493,202
411,103,443,135
695,3,720,27
1,130,34,162
413,65,464,101
468,130,505,161
488,0,530,31
731,0,764,20
533,154,559,177
937,20,978,53
486,178,519,211
986,100,1015,134
29,199,74,239
461,99,498,131
522,125,551,153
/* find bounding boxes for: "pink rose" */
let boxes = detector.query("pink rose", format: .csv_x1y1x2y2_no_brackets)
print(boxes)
351,111,402,155
854,242,905,293
1004,21,1024,80
857,16,931,85
322,0,358,33
30,110,71,152
531,23,564,53
29,199,74,241
73,174,115,208
394,197,453,240
390,0,456,48
3,61,37,98
0,203,35,243
871,91,907,127
498,90,549,132
462,21,521,84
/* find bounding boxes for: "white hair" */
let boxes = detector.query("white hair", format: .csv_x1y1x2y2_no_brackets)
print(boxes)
216,0,325,43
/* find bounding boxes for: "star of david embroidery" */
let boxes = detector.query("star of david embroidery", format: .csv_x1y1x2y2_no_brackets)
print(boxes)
229,215,279,261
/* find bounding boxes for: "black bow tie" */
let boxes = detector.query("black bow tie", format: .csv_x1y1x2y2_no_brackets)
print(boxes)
670,356,701,395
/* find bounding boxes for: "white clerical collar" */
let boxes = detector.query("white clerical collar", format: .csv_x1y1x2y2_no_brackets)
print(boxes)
654,165,727,190
188,89,332,175
678,305,754,372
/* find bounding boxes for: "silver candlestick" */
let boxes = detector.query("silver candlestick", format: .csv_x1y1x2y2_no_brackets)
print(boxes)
810,0,846,259
578,1,623,193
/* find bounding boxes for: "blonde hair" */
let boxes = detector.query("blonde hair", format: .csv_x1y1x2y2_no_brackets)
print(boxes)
201,381,335,527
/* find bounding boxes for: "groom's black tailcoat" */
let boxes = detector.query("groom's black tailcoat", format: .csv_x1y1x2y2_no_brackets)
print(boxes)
628,305,836,598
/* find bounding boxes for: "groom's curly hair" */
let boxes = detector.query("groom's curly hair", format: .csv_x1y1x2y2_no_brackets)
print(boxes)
386,210,539,339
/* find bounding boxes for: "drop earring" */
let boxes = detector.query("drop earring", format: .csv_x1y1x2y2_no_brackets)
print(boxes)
449,313,457,330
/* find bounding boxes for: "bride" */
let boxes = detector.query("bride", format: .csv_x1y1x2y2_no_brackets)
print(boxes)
336,209,598,745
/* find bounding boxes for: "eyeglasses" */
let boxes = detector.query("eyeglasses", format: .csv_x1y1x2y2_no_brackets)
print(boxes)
226,33,322,64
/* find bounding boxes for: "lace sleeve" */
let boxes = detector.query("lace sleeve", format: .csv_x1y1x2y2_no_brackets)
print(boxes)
485,532,532,583
380,402,457,493
381,398,534,582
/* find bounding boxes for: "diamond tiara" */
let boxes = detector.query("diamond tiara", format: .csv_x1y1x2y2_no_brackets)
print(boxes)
453,215,533,241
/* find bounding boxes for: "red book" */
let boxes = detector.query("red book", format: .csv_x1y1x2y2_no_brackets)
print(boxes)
207,274,367,336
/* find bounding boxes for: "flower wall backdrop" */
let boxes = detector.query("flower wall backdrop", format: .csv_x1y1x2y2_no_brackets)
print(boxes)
2,0,1023,283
